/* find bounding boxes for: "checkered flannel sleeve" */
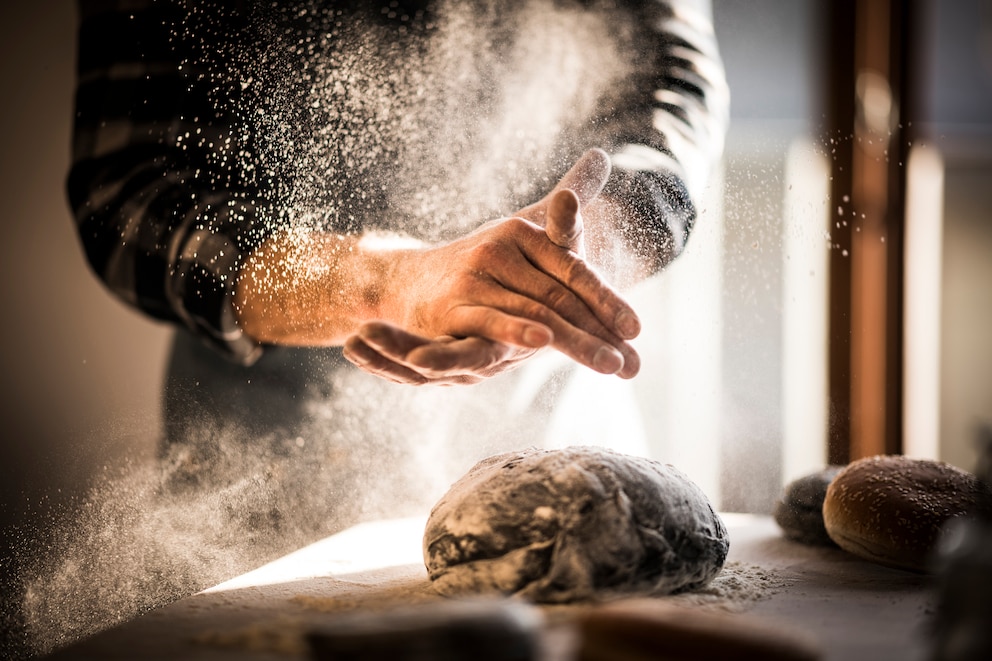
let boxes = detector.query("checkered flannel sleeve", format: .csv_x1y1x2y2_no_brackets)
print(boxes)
597,0,729,270
67,0,266,364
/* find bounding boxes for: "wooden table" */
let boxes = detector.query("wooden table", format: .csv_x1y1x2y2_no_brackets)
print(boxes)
44,514,935,661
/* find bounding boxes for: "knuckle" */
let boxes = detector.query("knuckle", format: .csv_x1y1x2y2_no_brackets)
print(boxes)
544,284,576,312
560,254,591,284
467,240,507,267
518,298,555,326
503,216,532,233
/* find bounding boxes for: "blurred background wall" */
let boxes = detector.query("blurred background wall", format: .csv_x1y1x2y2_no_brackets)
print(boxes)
0,7,174,509
0,3,173,652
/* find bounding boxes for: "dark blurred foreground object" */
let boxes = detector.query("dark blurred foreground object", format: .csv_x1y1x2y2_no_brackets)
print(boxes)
575,599,820,661
307,599,542,661
773,466,844,546
822,455,991,572
930,427,992,661
307,597,822,661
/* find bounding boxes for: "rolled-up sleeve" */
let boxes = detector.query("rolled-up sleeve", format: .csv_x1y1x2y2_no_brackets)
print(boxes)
597,0,729,269
68,0,267,364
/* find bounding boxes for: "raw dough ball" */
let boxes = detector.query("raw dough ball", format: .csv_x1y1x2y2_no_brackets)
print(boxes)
773,466,844,546
422,446,729,603
823,455,991,572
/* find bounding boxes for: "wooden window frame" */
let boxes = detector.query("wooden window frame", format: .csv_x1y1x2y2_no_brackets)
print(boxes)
826,0,921,463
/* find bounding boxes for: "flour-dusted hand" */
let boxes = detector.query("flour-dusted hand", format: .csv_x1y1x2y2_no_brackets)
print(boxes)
237,149,642,385
387,219,639,367
339,150,642,385
343,215,640,384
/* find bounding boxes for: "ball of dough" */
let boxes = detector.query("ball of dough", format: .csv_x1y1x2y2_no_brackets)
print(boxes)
823,455,991,572
773,466,844,546
422,446,729,603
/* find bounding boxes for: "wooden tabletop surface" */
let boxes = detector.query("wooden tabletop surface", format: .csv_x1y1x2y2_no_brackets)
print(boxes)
44,514,934,661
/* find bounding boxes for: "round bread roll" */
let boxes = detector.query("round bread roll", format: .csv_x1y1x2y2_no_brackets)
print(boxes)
773,466,843,546
822,455,991,572
423,446,729,603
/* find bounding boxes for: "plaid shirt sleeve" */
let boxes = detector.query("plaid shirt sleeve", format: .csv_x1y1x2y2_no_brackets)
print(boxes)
597,0,729,270
67,0,266,364
67,0,727,364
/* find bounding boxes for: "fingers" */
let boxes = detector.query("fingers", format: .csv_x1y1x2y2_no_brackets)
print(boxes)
555,147,612,209
436,260,641,377
343,322,527,385
406,337,519,377
506,219,642,341
507,220,642,376
343,326,431,385
444,218,642,377
446,299,640,379
505,150,640,377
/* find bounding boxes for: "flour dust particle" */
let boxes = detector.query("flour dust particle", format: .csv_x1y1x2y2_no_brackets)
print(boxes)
16,0,643,655
209,0,632,239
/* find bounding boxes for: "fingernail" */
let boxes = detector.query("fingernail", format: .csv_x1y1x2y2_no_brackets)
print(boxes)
616,311,641,339
619,352,641,379
523,326,552,348
593,346,624,374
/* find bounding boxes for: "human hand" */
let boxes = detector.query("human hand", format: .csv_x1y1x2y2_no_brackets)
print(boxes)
342,149,642,385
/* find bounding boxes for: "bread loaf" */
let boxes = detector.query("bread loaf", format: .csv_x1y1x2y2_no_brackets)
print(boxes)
822,455,990,572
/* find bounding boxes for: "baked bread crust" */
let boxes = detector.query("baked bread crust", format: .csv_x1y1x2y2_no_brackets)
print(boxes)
822,455,990,572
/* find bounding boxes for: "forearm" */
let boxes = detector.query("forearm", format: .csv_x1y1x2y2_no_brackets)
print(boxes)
234,230,422,347
576,172,695,291
590,168,698,287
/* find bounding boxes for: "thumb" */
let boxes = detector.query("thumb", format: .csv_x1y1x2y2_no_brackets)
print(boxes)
543,149,610,255
545,189,584,255
515,148,613,226
553,148,612,208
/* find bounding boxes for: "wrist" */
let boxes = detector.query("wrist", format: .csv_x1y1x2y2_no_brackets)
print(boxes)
234,229,416,346
354,231,427,329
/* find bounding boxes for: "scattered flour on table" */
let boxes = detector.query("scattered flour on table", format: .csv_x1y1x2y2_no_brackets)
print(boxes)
667,560,790,612
190,560,787,656
284,561,787,617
